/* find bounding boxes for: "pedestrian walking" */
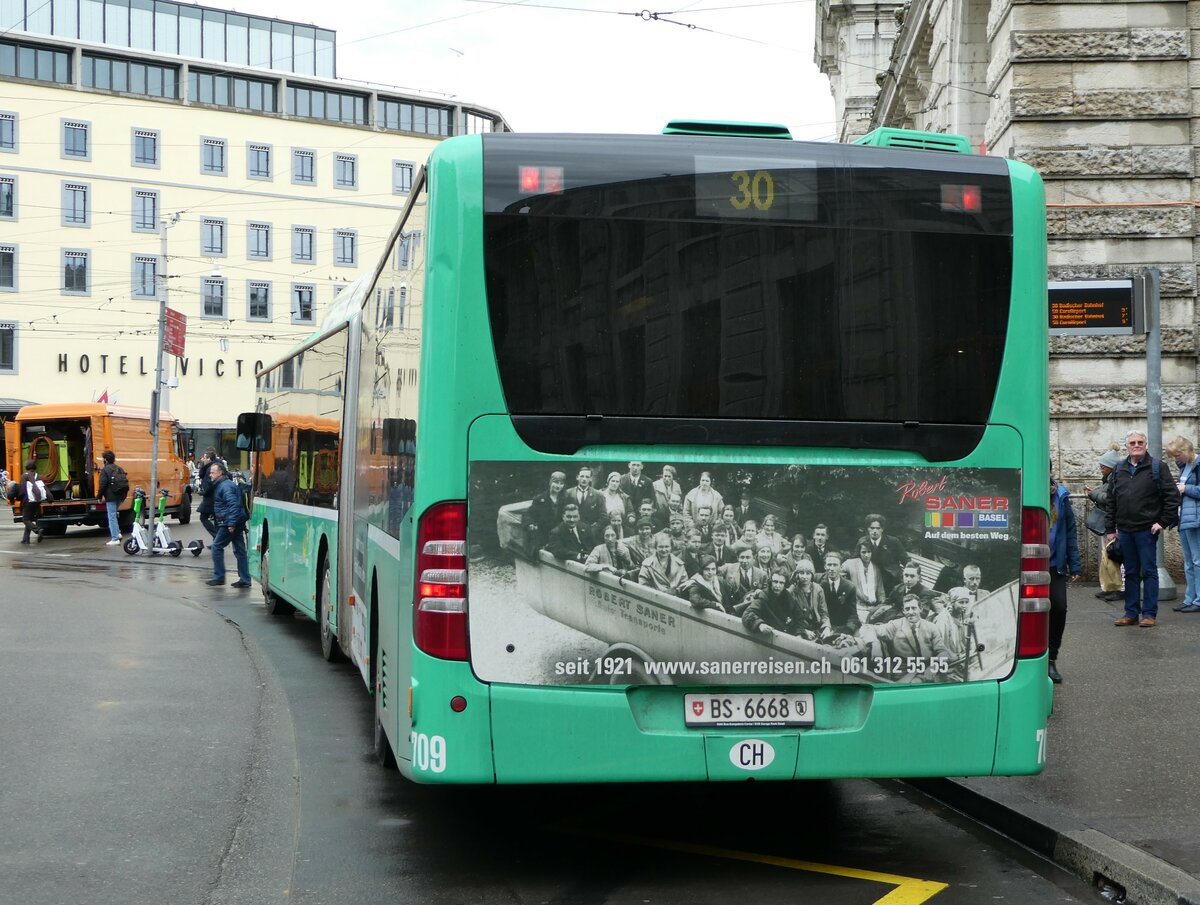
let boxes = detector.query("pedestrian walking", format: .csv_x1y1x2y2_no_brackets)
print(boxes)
1105,429,1180,627
1086,448,1123,602
196,447,221,539
205,461,251,589
96,450,129,545
1048,468,1081,683
1166,435,1200,613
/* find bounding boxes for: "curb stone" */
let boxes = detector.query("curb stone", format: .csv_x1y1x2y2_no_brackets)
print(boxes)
908,778,1200,905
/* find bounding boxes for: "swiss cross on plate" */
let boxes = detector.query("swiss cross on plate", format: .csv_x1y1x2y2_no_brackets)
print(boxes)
692,701,705,717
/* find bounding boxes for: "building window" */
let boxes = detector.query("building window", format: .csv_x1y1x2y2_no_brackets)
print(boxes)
62,120,90,159
189,69,277,112
292,226,314,263
247,142,271,180
0,244,15,290
463,111,495,134
292,284,314,323
201,217,226,256
335,229,357,266
133,128,159,167
287,85,367,125
247,222,271,259
0,112,16,151
292,148,315,185
201,137,226,175
396,231,422,269
63,250,89,294
380,98,451,136
0,176,14,219
132,189,158,232
84,55,177,98
0,320,15,374
132,254,158,298
393,161,414,195
62,182,89,227
0,39,70,84
248,281,270,320
334,154,357,188
202,278,226,318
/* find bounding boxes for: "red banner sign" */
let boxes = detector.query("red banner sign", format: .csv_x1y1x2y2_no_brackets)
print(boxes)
163,307,186,357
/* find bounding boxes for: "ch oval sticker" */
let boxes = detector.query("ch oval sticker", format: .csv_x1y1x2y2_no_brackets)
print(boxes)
730,739,775,771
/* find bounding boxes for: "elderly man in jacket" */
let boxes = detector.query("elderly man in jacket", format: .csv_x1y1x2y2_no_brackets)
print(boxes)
1105,429,1180,627
206,461,251,589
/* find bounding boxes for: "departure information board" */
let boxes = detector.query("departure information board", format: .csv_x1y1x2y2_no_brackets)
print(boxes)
1048,279,1143,336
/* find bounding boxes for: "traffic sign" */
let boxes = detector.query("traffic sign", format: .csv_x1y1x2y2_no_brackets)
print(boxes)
163,307,186,357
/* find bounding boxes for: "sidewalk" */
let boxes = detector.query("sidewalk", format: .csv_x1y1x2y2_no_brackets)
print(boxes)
913,581,1200,905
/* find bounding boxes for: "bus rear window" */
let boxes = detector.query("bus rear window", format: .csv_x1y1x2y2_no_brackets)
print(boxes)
483,137,1013,426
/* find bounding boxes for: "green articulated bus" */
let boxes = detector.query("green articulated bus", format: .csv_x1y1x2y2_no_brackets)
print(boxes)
239,124,1051,783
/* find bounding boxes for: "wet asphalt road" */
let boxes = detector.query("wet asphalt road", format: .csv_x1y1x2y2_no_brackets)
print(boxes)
0,520,1101,905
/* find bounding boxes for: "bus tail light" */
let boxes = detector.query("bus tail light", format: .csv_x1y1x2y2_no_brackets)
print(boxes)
414,501,469,661
1017,507,1050,658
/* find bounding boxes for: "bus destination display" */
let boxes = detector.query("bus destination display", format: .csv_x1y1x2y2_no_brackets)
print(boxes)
1048,279,1141,336
694,156,818,221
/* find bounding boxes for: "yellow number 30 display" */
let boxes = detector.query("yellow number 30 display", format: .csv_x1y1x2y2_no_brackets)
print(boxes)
728,170,776,211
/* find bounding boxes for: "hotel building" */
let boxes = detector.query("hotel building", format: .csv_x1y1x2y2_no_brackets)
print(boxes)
0,0,506,434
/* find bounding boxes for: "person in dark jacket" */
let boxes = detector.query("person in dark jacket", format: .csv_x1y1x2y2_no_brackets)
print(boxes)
96,450,127,545
206,461,250,588
196,448,221,539
1105,429,1180,627
1048,470,1081,683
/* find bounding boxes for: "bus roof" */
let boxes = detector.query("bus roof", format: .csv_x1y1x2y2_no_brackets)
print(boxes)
14,402,177,422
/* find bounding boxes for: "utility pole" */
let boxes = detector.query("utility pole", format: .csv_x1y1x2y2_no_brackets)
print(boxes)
1144,267,1176,600
148,213,180,548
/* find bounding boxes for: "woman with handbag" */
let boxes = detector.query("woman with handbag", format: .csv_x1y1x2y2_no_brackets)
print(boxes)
1086,449,1123,602
1166,436,1200,613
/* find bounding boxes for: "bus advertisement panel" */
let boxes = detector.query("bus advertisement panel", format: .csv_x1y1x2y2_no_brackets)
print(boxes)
470,461,1019,690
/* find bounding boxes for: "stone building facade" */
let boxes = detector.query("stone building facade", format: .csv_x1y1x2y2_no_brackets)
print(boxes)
816,0,1198,575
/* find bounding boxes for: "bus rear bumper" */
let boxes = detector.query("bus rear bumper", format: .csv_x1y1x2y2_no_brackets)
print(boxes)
403,658,1049,783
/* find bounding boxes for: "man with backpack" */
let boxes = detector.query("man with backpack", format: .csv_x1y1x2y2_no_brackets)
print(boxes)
97,450,129,546
1105,429,1180,627
10,459,47,544
206,460,251,589
197,447,223,539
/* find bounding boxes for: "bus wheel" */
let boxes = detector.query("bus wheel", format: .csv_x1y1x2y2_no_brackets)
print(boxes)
318,559,341,662
261,548,293,617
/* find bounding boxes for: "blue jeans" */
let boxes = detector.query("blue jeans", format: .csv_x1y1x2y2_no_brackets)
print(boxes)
105,500,121,540
1119,528,1160,619
211,524,250,584
1181,527,1200,606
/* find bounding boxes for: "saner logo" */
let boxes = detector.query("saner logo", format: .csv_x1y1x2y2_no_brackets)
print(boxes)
924,494,1009,528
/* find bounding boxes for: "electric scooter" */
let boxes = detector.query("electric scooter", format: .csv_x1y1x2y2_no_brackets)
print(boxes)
123,488,204,557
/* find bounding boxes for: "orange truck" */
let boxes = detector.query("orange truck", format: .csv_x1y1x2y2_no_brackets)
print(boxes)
5,403,191,536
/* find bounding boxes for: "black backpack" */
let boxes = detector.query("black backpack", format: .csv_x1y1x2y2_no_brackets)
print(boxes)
108,465,129,498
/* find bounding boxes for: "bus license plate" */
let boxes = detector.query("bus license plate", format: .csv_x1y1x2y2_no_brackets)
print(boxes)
684,693,815,727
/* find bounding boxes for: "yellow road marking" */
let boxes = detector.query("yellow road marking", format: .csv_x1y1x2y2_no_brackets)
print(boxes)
604,832,948,905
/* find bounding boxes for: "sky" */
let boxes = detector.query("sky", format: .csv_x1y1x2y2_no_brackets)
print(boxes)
234,0,837,141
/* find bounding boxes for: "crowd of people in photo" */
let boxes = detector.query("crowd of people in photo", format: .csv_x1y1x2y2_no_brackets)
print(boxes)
521,461,992,673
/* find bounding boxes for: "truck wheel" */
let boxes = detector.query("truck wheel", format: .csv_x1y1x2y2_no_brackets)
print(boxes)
175,490,192,525
118,508,134,534
39,523,67,537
